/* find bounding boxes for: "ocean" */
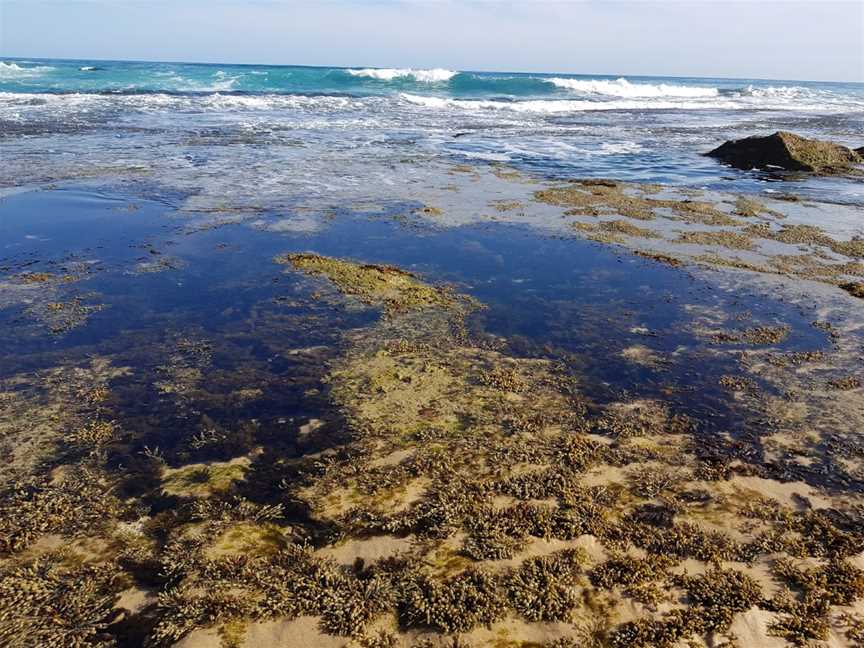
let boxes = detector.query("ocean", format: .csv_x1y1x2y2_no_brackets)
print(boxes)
2,57,863,209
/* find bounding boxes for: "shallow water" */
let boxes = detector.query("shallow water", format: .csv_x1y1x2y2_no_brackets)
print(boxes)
0,186,833,453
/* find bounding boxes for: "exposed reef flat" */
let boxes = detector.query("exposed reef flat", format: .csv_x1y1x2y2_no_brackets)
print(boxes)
1,169,864,648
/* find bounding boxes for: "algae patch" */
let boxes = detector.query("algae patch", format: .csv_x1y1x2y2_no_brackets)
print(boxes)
160,456,250,498
276,253,459,316
534,179,736,226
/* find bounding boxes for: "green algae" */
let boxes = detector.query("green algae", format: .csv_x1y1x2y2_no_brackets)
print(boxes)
160,457,249,498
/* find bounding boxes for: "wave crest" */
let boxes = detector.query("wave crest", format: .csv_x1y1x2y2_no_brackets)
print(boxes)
346,67,457,83
0,61,55,78
546,77,718,98
734,84,813,99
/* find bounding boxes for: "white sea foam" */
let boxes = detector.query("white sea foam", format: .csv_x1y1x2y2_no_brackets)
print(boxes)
399,92,856,114
80,66,98,72
346,67,457,83
0,91,363,119
206,76,240,92
456,150,513,162
0,61,55,78
546,77,718,98
399,92,734,112
598,141,644,155
736,84,815,100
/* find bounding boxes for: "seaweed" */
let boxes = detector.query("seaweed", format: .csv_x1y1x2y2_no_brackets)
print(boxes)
276,253,459,316
0,468,123,555
0,553,123,648
400,569,507,633
608,609,699,648
677,568,763,633
710,325,790,345
505,549,587,622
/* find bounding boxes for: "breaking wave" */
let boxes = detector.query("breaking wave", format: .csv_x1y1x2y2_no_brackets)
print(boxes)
345,67,457,83
545,77,719,98
0,61,55,78
734,84,815,99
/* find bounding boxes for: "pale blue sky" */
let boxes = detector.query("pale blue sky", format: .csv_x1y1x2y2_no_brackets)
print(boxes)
1,1,862,82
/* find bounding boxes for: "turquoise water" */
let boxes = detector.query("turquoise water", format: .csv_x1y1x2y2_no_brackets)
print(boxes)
2,57,863,206
3,57,863,107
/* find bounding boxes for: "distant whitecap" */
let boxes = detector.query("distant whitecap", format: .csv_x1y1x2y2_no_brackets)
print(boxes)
346,67,457,83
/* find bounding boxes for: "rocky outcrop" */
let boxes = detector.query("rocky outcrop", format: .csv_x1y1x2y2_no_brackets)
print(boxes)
841,282,864,299
707,131,862,174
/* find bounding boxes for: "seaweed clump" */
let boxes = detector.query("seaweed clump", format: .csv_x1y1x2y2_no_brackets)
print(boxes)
589,553,674,606
767,558,864,646
401,569,507,633
505,549,587,622
710,325,790,345
0,469,123,555
276,253,459,315
733,196,782,218
676,230,756,251
678,568,763,633
841,281,864,299
534,179,737,225
0,553,122,647
608,570,762,648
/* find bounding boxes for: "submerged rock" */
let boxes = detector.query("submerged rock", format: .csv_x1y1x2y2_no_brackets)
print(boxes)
275,252,463,316
707,131,862,174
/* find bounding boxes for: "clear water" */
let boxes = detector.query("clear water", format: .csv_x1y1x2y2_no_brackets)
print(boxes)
0,187,832,446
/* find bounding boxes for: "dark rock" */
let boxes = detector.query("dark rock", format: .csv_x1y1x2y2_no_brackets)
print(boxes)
840,282,864,299
706,131,862,174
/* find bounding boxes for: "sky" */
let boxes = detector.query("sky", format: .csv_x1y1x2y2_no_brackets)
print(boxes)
1,0,862,82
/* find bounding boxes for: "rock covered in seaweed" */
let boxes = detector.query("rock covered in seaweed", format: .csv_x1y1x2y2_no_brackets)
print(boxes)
840,282,864,299
275,252,461,316
707,131,862,174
